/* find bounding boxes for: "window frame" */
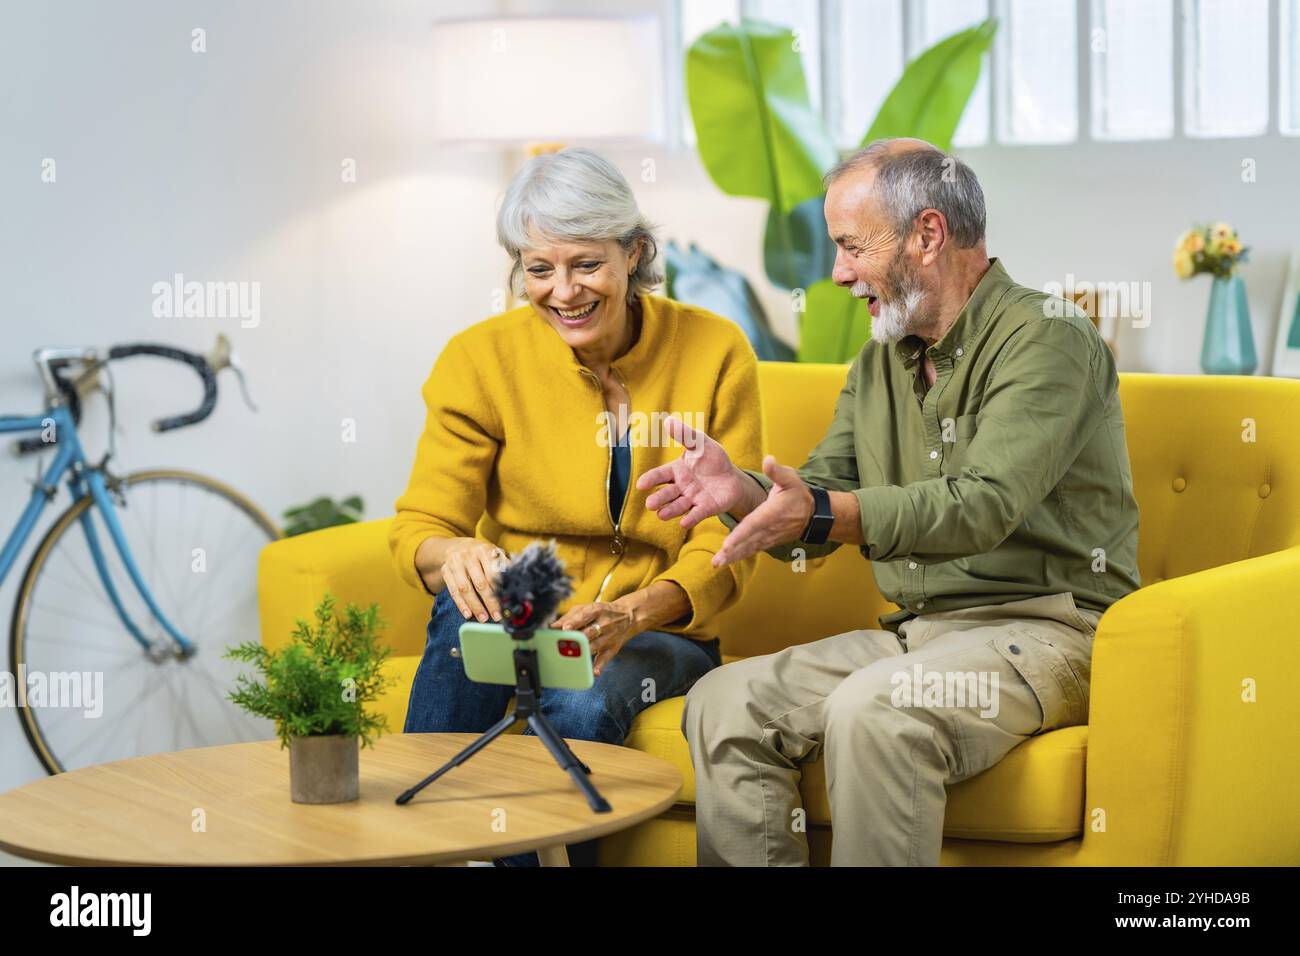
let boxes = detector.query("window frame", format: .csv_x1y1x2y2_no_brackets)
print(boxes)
671,0,1295,150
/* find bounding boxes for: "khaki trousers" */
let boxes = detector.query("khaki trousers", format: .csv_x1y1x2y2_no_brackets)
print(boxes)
681,592,1102,866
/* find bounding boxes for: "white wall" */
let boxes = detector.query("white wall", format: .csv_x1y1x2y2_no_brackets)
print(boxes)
0,0,509,794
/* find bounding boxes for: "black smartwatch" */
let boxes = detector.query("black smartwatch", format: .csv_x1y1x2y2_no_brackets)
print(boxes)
800,485,834,545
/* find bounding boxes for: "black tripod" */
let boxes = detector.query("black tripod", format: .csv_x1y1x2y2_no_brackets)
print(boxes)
396,643,612,813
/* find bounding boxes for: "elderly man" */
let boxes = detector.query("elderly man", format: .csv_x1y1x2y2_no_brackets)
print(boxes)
636,138,1140,866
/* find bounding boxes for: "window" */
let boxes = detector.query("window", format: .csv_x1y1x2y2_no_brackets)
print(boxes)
674,0,1297,146
745,0,824,109
681,0,742,48
1183,0,1269,137
679,0,742,145
1090,0,1174,140
825,0,905,147
995,0,1078,144
906,0,992,146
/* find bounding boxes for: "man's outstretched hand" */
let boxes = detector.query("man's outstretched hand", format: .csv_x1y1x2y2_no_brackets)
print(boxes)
636,416,751,530
637,417,815,566
710,454,814,569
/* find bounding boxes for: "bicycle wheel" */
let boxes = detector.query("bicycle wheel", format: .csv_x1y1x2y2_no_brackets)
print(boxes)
10,468,281,774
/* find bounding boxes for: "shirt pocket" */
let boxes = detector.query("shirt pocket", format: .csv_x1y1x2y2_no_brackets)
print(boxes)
941,412,980,476
992,627,1089,734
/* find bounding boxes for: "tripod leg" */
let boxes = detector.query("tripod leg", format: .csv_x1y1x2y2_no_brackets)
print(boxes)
395,712,519,804
527,713,612,813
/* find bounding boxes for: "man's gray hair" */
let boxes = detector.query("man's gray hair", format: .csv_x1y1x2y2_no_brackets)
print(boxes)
496,147,663,304
823,139,986,248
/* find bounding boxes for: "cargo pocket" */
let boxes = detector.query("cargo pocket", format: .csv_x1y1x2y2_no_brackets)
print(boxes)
992,628,1088,734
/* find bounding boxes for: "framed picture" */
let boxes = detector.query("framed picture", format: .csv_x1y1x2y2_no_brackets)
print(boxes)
1069,286,1120,359
1271,249,1300,378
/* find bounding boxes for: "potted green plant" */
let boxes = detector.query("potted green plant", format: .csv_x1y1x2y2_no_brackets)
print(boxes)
683,17,997,361
225,594,394,804
281,495,364,536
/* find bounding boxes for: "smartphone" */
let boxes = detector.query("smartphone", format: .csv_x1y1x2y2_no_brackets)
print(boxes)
457,622,594,690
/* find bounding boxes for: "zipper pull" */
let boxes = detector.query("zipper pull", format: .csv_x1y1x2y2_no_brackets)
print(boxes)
610,532,625,556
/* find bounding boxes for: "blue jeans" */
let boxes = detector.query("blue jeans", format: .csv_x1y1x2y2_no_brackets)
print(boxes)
404,588,722,865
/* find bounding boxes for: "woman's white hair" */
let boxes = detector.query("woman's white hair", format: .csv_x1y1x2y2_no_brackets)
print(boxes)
496,147,663,304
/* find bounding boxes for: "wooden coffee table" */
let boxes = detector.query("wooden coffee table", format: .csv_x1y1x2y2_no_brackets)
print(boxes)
0,733,681,866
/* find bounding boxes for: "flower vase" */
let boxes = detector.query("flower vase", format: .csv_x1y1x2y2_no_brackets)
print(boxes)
1200,275,1257,375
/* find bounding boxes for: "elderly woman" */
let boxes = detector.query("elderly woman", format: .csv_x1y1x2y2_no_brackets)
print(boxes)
389,147,762,865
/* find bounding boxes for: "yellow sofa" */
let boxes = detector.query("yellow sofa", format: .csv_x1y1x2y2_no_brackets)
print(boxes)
258,363,1300,866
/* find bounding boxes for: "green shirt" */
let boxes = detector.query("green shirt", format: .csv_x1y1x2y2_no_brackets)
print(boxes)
726,258,1140,633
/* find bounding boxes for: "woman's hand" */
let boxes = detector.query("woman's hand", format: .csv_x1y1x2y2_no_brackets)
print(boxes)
437,539,507,622
552,582,691,677
553,601,639,677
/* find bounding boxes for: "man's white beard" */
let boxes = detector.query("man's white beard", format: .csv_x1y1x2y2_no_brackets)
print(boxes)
870,284,925,344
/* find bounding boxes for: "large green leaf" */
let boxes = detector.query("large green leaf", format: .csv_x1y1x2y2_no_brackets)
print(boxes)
797,278,871,364
763,195,836,290
861,18,997,150
687,18,838,216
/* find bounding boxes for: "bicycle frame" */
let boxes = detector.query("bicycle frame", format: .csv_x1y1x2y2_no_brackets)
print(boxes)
0,404,196,656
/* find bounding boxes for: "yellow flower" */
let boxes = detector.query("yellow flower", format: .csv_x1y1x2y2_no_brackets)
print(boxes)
1184,231,1205,253
1173,249,1195,278
1211,222,1234,241
1220,237,1242,256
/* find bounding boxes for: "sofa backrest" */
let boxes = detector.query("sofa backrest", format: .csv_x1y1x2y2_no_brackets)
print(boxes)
712,362,1300,659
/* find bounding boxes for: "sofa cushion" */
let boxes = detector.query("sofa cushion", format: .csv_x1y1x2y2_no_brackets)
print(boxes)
624,695,1088,843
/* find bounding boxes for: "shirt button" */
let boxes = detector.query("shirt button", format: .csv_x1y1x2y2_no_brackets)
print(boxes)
955,347,964,357
929,450,938,460
916,601,926,610
908,561,918,570
1008,643,1021,655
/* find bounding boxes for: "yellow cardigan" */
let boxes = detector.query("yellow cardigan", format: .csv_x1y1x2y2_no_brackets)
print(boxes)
389,292,764,638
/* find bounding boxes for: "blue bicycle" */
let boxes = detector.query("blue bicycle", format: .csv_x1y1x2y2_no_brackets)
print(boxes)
3,336,280,773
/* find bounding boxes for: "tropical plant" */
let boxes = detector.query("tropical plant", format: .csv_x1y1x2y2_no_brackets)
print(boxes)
685,17,997,362
282,495,363,536
224,593,394,749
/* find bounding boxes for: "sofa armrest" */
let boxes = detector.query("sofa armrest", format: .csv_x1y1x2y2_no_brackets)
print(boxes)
257,517,433,658
1079,545,1300,865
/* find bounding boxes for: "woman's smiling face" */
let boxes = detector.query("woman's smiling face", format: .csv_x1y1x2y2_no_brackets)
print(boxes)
522,236,640,352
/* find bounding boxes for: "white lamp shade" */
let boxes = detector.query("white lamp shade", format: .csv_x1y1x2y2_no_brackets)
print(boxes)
431,15,666,146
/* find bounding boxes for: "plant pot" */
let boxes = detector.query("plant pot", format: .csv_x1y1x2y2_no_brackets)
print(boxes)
1200,275,1257,375
289,734,359,804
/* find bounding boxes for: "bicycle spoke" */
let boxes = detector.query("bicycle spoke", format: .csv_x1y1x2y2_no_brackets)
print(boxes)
165,666,203,750
30,600,140,639
122,489,187,625
191,590,258,642
149,482,160,624
28,657,149,731
23,630,140,658
186,661,259,742
191,525,260,632
199,501,255,612
57,665,152,764
44,539,118,619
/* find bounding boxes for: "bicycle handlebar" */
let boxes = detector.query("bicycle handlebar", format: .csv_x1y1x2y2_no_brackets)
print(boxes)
14,341,224,457
107,344,218,432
